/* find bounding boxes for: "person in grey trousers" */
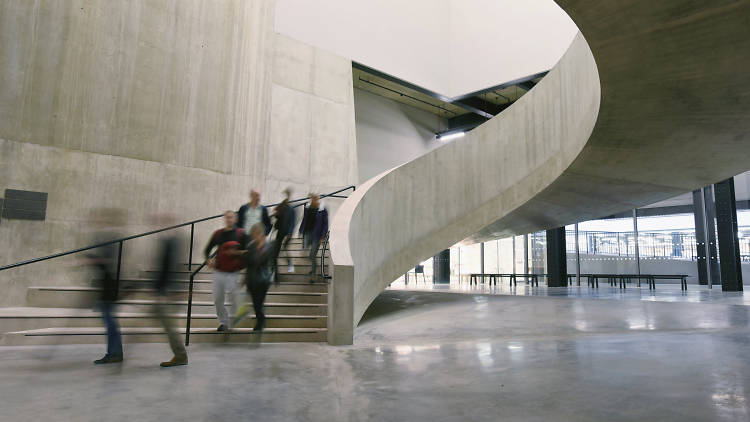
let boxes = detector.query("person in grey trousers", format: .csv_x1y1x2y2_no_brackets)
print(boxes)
149,214,188,368
204,211,247,331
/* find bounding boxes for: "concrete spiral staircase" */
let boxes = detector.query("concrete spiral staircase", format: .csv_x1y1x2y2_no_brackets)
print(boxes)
0,237,329,345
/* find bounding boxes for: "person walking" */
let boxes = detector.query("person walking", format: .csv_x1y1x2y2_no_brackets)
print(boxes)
237,189,271,235
204,211,247,332
87,208,125,364
270,188,296,280
299,194,328,283
149,214,188,367
234,223,274,332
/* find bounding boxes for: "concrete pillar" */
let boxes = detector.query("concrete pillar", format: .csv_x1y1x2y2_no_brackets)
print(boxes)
328,264,354,345
432,249,450,284
704,186,722,285
480,242,485,276
546,227,568,287
714,178,743,291
692,189,709,284
523,234,529,277
576,223,581,286
633,209,641,276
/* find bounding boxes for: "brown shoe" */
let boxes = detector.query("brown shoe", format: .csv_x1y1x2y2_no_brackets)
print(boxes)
160,356,188,367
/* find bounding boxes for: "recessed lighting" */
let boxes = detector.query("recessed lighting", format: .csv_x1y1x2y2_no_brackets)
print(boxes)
437,131,465,141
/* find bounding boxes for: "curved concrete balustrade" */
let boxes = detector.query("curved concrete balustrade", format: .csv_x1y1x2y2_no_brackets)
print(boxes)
329,1,750,345
328,33,600,344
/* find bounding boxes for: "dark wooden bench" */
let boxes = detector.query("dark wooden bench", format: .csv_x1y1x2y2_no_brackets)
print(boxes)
585,274,688,290
469,273,540,287
650,274,689,290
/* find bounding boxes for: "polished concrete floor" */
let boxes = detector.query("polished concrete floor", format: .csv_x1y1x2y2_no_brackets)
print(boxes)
389,280,750,306
3,290,750,421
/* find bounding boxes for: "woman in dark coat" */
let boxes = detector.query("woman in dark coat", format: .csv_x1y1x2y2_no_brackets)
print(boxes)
234,223,274,331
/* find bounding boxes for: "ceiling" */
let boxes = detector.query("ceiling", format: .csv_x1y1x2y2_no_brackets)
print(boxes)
353,62,546,133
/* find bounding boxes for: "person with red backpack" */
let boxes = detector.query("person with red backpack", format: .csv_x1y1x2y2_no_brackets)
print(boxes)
204,211,247,332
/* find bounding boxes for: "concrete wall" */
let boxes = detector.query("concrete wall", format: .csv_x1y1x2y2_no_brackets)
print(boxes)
0,0,357,306
267,33,358,216
354,88,445,183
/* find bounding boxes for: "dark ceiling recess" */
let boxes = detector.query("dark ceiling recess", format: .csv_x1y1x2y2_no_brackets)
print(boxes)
352,61,548,135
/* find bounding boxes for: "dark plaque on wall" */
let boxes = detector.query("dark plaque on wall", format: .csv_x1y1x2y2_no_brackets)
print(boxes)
2,189,48,221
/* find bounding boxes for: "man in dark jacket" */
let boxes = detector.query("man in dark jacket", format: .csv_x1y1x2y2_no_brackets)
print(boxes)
233,223,274,332
149,214,188,367
237,190,271,235
270,188,296,280
299,194,328,282
88,208,125,364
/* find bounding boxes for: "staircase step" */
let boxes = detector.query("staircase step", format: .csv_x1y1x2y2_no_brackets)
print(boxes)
180,257,317,269
27,286,328,307
138,267,328,280
0,307,326,331
103,300,326,315
0,326,327,346
118,279,328,293
279,250,327,258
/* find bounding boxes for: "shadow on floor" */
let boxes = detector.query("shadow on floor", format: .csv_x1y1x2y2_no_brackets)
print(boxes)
358,290,475,326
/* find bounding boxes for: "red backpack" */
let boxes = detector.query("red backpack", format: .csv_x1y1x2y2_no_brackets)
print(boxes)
215,230,246,272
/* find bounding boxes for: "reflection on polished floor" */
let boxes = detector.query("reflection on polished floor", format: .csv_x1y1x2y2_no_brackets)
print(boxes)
388,279,750,306
3,290,750,421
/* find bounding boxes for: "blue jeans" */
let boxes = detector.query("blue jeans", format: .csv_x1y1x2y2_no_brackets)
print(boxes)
99,302,123,357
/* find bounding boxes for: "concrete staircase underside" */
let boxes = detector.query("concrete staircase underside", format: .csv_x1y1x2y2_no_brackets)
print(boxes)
0,238,331,345
328,2,750,345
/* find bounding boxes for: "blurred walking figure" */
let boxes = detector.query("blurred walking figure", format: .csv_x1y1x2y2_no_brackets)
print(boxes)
234,223,274,332
237,189,271,235
271,187,296,280
87,208,125,364
299,194,328,283
150,214,188,367
204,211,247,331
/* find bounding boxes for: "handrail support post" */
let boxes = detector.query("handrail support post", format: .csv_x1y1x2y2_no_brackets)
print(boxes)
116,241,123,284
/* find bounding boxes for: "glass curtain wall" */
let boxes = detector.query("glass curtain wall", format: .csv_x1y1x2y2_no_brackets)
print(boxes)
390,201,750,288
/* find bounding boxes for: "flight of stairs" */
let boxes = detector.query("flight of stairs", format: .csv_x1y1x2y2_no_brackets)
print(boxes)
0,237,330,345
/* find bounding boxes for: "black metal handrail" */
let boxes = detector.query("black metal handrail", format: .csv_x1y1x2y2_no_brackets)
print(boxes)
0,185,354,346
0,185,355,275
320,231,331,278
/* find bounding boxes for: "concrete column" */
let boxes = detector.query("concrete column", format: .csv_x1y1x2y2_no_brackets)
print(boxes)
480,242,485,276
328,264,354,345
633,210,641,276
546,227,568,287
714,178,743,291
432,249,450,284
524,234,529,277
576,223,584,286
692,189,709,284
703,186,722,285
